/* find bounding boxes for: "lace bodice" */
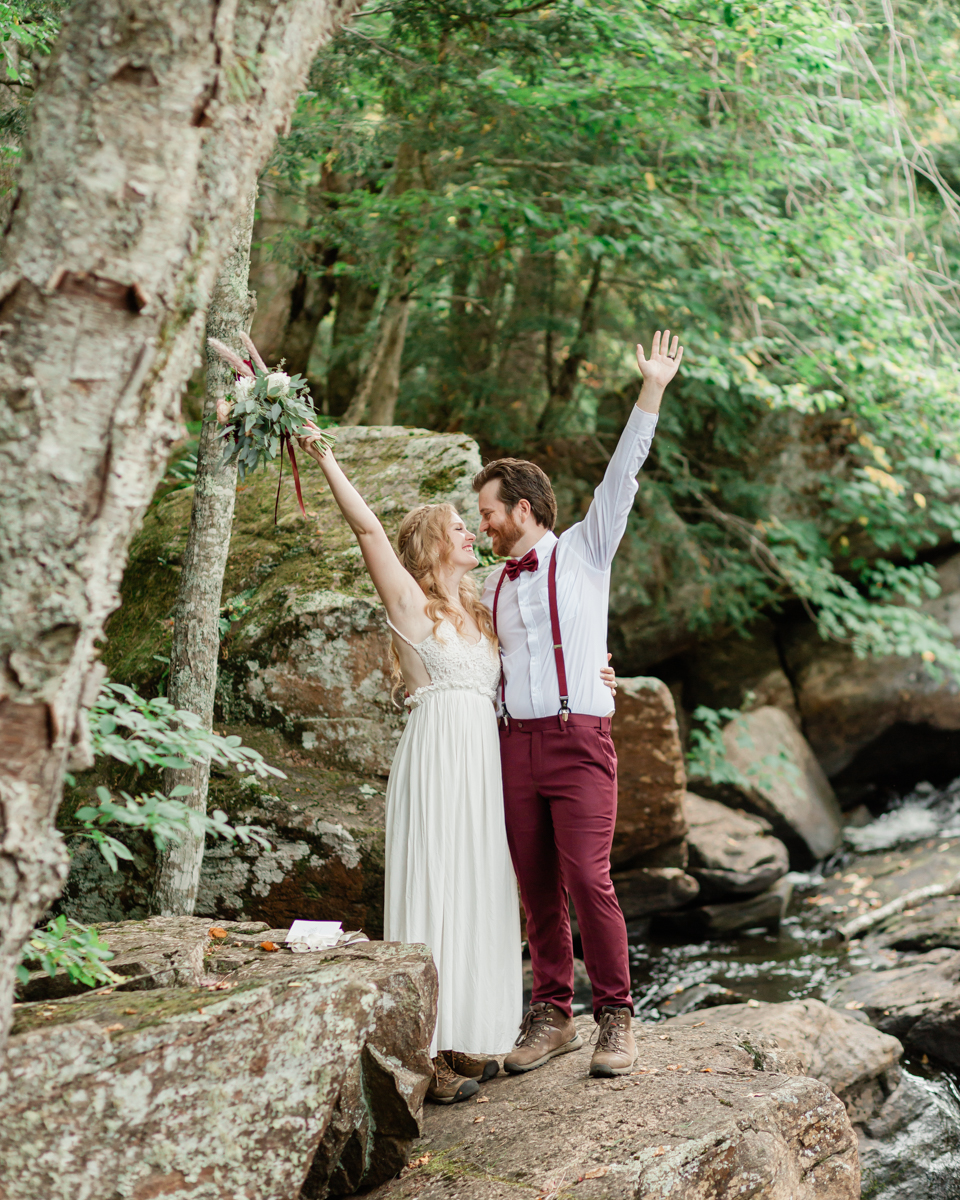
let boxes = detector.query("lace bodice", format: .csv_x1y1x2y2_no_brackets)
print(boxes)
387,618,500,708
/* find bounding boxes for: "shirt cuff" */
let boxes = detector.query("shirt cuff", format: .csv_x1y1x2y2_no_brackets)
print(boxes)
628,404,659,434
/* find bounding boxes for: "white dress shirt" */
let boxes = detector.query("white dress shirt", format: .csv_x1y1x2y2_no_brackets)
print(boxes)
481,405,659,720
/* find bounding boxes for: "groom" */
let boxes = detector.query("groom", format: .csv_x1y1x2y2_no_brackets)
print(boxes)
474,331,683,1077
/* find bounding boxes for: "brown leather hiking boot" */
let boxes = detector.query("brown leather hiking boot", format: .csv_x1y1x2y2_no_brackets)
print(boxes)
427,1054,480,1104
503,1002,583,1074
441,1050,500,1082
589,1006,636,1077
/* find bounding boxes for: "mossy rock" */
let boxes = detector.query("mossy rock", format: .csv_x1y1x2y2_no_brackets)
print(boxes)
104,426,482,774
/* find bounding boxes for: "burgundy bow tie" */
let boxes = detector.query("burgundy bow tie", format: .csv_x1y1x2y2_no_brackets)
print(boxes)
504,548,539,581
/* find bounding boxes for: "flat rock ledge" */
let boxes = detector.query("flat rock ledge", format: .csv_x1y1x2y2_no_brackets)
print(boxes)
0,922,436,1200
371,1017,859,1200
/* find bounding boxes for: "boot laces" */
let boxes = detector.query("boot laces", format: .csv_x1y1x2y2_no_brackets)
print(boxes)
514,1005,555,1048
592,1009,626,1052
434,1055,459,1086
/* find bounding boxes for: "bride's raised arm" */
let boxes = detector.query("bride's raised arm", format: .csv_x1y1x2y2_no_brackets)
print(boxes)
297,421,426,627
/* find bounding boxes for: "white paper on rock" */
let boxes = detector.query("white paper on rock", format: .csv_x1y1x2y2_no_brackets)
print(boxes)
285,920,343,952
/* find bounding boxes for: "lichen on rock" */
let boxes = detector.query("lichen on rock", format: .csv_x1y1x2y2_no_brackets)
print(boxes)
2,923,437,1200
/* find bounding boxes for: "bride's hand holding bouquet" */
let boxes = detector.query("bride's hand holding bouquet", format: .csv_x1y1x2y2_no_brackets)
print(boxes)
208,331,335,520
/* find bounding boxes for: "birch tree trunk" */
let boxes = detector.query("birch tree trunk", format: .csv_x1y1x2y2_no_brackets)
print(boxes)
0,0,367,1058
153,190,256,917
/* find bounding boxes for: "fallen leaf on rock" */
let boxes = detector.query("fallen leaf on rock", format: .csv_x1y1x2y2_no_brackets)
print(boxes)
844,1000,865,1010
260,941,279,952
205,980,235,991
582,1167,607,1179
476,1096,490,1103
123,1009,137,1015
701,1067,714,1073
209,927,227,939
287,981,303,988
473,1115,485,1123
692,1021,705,1027
409,1153,432,1169
659,1034,670,1040
653,1146,668,1157
102,1024,124,1033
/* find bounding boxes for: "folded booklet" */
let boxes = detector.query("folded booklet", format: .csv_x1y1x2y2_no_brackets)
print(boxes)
284,920,369,952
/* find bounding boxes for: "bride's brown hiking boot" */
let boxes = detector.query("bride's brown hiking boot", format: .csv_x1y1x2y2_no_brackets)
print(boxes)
589,1006,636,1077
441,1050,500,1082
503,1002,583,1074
428,1054,480,1104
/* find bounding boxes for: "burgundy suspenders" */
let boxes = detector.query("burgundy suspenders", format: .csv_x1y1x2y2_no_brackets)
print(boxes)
492,543,570,729
548,546,571,722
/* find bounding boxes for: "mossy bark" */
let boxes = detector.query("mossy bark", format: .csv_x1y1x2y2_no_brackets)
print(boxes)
154,190,255,916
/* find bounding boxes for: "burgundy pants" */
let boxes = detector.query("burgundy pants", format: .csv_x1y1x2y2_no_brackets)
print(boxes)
499,714,633,1020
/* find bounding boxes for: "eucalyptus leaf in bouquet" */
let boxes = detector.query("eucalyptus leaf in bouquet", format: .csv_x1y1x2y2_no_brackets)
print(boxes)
209,331,336,520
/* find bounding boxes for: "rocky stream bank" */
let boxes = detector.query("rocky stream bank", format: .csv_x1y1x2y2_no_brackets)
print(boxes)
28,424,960,1197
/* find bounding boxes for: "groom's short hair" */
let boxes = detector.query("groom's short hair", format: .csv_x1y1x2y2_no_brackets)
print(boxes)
472,459,557,530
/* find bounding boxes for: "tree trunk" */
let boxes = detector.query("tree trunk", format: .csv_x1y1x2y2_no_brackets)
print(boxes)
341,289,410,426
340,143,416,427
0,0,367,1058
277,246,338,387
326,274,380,416
536,255,604,435
153,191,256,917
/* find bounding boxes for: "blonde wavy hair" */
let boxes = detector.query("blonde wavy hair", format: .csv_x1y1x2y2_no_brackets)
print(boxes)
390,503,497,702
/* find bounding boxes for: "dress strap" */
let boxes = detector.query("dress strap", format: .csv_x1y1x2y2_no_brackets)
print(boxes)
385,616,423,650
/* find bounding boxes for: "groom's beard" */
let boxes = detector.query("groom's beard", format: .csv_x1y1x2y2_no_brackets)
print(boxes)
490,511,525,557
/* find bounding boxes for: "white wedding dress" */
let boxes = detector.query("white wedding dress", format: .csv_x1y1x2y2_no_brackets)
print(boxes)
384,618,522,1057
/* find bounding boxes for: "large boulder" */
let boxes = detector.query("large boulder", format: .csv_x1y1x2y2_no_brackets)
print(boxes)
104,426,483,776
683,791,789,899
857,1070,960,1200
829,949,960,1070
610,866,699,920
610,677,687,867
373,1016,859,1200
666,998,903,1124
1,922,437,1200
654,876,794,940
782,550,960,780
717,705,843,863
675,619,803,727
796,836,960,946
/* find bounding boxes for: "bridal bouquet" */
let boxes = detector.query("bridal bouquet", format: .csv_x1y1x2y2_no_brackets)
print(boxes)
209,331,335,521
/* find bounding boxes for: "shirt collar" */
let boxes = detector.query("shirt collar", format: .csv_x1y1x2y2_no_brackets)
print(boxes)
526,529,557,573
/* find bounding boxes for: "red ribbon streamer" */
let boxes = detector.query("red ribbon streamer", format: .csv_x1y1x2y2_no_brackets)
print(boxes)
274,434,307,524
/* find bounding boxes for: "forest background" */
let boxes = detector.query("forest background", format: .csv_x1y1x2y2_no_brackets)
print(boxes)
239,0,960,676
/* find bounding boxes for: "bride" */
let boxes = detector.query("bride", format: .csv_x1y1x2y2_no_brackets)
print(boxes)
297,423,614,1103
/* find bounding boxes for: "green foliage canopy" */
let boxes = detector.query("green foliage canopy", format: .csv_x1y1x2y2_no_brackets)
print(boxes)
267,0,960,670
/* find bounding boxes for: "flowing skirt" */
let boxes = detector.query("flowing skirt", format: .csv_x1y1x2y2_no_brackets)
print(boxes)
384,688,522,1056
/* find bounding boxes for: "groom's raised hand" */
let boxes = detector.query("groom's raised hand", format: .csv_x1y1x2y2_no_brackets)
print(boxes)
636,329,683,413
